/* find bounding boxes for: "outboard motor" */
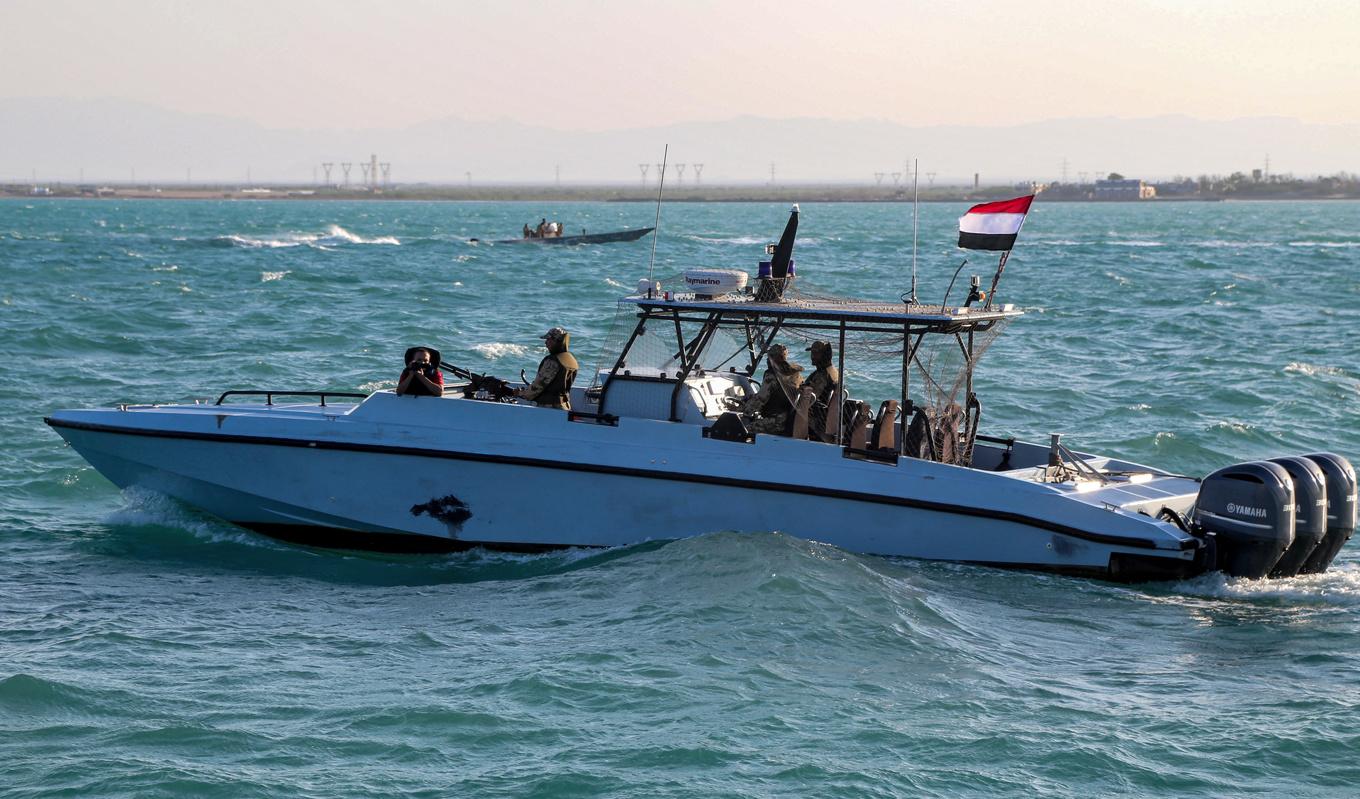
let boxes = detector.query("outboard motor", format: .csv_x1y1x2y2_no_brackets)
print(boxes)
1268,456,1328,578
1193,461,1294,579
1299,453,1358,574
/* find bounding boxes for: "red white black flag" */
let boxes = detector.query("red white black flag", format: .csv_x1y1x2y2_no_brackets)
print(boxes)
958,195,1035,251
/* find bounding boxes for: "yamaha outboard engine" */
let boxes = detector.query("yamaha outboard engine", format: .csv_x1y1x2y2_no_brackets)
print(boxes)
1193,461,1294,579
1298,453,1357,574
1268,456,1328,578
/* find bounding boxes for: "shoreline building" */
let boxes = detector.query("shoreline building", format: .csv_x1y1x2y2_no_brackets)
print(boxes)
1094,178,1156,200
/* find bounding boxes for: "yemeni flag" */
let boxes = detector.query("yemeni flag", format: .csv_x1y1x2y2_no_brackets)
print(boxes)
958,195,1034,251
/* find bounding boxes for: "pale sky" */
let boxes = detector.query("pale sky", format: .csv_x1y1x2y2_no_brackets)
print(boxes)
3,0,1358,131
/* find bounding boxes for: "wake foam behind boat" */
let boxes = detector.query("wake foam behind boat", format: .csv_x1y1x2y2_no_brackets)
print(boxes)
1194,461,1294,579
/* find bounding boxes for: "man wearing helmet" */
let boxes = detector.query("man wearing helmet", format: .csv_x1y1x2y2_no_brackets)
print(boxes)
741,343,804,435
517,327,579,410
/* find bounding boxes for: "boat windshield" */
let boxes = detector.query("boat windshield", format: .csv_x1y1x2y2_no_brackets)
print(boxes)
592,310,755,379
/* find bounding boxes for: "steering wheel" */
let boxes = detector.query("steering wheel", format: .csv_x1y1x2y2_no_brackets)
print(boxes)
721,383,752,413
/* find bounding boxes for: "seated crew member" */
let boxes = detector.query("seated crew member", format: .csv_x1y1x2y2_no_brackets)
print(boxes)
516,327,578,410
523,223,533,239
536,218,548,237
741,343,804,435
802,340,841,440
397,347,444,397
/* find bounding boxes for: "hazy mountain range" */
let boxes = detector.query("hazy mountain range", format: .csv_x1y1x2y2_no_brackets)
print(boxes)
2,98,1355,185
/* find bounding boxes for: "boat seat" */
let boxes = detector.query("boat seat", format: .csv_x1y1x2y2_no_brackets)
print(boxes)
822,386,844,442
792,386,853,444
903,406,934,460
845,401,871,449
791,389,815,440
870,400,898,451
808,386,852,443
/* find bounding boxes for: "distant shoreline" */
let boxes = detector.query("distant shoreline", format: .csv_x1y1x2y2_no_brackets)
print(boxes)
3,183,1357,203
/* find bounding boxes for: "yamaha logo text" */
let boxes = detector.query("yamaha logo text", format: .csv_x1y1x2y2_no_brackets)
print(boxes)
1226,502,1268,518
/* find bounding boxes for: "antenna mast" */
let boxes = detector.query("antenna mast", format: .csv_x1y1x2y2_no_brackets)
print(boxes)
647,144,669,287
910,158,920,304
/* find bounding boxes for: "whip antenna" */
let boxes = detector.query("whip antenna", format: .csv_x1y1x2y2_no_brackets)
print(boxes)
910,157,920,304
647,144,668,286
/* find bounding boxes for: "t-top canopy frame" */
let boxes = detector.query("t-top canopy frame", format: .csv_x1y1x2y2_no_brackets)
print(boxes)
600,296,1021,444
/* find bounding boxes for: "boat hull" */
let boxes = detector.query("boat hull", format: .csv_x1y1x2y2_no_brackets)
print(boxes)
46,396,1204,580
485,227,654,245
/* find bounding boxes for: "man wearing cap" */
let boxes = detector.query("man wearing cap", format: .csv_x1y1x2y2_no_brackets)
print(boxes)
517,327,579,410
801,340,840,441
741,343,804,435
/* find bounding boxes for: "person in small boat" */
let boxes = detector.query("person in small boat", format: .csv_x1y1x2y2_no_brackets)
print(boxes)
742,343,804,435
397,347,444,397
536,218,548,237
517,327,579,410
523,223,533,239
801,340,840,441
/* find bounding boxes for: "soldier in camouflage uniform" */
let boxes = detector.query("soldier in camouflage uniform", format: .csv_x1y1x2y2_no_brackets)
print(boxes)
801,340,840,441
742,344,804,435
517,327,579,410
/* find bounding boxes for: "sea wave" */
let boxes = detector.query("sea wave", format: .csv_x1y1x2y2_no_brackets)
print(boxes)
1207,419,1258,435
471,342,530,359
103,487,275,549
357,379,396,392
1195,239,1279,249
683,235,767,245
1284,362,1349,378
260,270,290,282
215,224,400,249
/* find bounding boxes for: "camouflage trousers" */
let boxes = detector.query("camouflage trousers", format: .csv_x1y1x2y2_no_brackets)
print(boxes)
751,412,791,436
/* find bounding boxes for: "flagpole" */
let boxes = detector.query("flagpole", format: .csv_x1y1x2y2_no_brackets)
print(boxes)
982,195,1033,309
983,251,1008,310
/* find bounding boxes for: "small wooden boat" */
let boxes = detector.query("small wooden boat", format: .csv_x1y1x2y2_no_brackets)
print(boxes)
471,227,655,246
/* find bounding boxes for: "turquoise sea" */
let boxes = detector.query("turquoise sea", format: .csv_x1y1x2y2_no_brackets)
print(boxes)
2,198,1359,797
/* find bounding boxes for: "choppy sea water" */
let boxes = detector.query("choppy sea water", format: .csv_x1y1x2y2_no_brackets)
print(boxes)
2,198,1359,797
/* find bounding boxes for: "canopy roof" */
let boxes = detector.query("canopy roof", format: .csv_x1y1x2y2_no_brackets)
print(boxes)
619,291,1022,334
